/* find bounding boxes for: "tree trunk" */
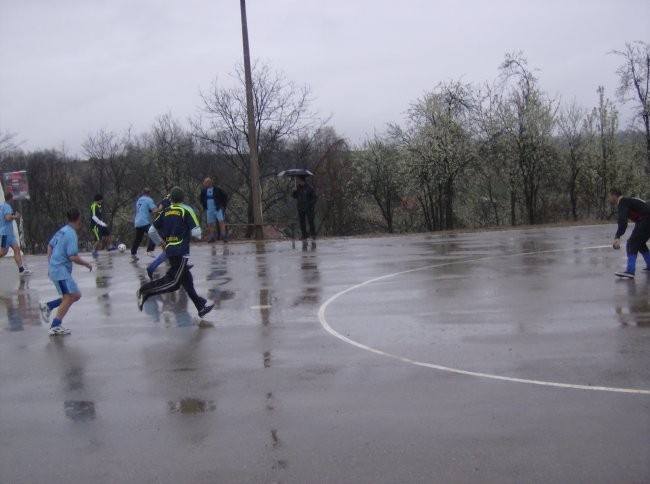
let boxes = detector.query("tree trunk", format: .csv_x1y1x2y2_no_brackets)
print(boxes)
444,178,454,230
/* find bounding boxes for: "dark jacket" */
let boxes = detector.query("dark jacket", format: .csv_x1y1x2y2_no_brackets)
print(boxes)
615,197,650,238
153,203,199,257
292,183,316,212
199,186,228,211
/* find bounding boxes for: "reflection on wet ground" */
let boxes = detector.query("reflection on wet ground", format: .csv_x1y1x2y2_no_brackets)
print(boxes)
64,400,96,421
616,278,650,327
1,227,649,483
168,398,216,415
0,278,40,331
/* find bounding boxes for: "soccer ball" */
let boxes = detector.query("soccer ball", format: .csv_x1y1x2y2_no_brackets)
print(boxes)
117,243,127,253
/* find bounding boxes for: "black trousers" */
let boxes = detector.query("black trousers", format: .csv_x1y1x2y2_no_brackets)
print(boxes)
627,218,650,255
131,225,156,255
298,208,316,239
139,256,205,311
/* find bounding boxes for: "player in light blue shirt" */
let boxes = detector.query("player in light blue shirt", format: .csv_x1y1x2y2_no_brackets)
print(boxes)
130,187,159,260
39,208,93,336
0,191,29,274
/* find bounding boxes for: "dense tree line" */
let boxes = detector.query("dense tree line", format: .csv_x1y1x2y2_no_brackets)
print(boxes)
1,44,648,252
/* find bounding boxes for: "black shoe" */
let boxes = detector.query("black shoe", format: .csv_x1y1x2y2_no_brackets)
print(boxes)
146,267,154,280
615,271,635,279
198,304,215,318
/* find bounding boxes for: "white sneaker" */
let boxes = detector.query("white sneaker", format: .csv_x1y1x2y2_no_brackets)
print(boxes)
146,251,155,258
39,302,51,324
19,268,31,276
48,326,71,336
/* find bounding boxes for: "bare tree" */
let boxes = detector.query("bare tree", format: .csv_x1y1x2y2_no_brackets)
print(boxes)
499,53,558,225
611,41,650,172
309,128,361,236
557,102,589,220
360,135,405,233
474,82,517,226
587,87,620,218
391,81,476,230
148,113,196,192
0,130,19,156
193,62,320,236
82,128,140,237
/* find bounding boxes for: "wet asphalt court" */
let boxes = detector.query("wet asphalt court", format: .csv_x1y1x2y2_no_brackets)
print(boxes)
0,224,648,484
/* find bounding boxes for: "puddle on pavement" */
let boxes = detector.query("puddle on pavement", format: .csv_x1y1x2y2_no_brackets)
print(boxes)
167,398,216,415
64,400,96,421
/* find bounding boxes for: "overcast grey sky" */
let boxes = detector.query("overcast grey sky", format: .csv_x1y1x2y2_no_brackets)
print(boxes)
1,0,648,156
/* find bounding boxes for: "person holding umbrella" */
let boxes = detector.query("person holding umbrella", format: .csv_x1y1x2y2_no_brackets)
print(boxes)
292,174,317,240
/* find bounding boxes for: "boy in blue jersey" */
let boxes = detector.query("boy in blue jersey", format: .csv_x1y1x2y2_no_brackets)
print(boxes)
146,191,172,279
130,187,159,260
39,208,93,335
137,187,214,318
0,191,30,275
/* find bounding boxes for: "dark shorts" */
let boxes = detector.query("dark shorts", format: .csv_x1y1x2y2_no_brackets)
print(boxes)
1,233,17,249
92,225,111,240
627,218,650,254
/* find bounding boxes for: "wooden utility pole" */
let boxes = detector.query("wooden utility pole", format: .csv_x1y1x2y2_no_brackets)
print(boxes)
239,0,264,239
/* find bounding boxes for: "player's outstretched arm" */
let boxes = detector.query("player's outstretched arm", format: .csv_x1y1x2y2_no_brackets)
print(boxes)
70,255,93,271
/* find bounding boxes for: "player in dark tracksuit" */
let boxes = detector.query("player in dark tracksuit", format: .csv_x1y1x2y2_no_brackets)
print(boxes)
136,186,214,317
90,194,116,257
609,188,650,278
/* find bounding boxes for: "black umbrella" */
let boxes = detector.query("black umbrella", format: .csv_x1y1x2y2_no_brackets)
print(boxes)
277,168,314,178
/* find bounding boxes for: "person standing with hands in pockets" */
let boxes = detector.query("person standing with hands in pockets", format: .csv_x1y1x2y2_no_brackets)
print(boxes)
200,177,228,243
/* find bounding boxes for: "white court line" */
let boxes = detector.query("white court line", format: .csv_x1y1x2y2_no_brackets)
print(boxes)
318,245,650,395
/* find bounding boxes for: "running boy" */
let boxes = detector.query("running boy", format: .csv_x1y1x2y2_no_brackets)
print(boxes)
39,208,93,335
130,187,159,260
137,186,214,317
90,194,115,257
0,191,30,275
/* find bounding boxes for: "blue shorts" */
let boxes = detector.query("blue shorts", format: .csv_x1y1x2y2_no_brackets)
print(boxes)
51,276,80,296
1,232,17,249
207,209,224,224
